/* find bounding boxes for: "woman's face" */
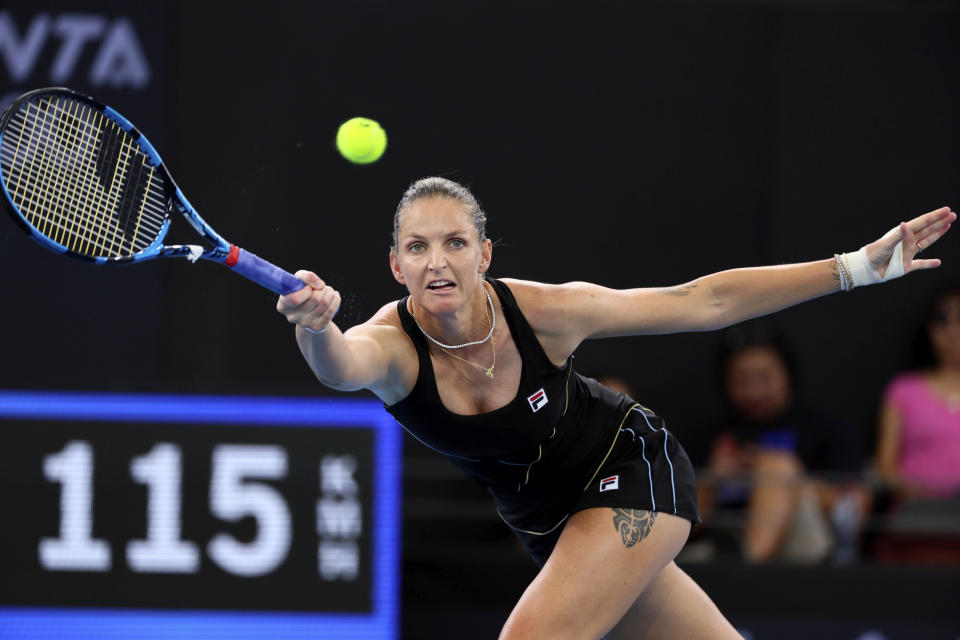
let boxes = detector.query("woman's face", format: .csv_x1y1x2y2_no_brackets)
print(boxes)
389,196,492,315
724,346,793,423
928,295,960,368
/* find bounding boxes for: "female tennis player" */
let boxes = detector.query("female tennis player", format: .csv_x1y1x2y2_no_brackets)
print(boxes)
277,177,953,639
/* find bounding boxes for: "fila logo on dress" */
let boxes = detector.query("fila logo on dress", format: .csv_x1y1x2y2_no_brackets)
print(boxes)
600,475,619,492
527,388,548,412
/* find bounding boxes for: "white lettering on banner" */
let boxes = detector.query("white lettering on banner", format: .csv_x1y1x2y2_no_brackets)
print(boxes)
90,18,149,88
51,15,106,82
321,455,359,497
0,11,150,88
0,12,48,82
318,542,360,581
317,499,362,538
318,455,362,581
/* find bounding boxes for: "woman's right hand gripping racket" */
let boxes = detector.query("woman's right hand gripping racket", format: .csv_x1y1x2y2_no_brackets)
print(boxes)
0,87,306,295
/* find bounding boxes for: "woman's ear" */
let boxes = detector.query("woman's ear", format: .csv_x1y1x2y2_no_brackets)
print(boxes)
389,251,405,284
390,250,406,285
479,238,493,274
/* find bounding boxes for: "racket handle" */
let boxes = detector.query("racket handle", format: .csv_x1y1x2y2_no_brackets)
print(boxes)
226,246,306,295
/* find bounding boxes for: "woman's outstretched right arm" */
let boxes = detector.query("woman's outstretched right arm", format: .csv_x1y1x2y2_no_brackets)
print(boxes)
276,270,408,394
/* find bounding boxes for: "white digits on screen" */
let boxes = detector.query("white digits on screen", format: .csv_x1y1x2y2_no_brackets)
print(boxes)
127,443,199,573
207,445,291,577
39,441,111,571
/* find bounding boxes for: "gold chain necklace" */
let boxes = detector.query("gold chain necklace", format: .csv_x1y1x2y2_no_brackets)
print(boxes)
439,326,496,379
434,292,496,379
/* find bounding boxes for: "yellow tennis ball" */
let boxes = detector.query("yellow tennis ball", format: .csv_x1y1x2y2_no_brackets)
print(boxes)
336,117,387,164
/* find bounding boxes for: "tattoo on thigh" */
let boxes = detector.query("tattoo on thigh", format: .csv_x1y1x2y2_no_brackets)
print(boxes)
611,508,657,548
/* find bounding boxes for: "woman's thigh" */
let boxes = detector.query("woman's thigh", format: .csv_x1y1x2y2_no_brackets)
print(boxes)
607,561,743,640
499,507,691,640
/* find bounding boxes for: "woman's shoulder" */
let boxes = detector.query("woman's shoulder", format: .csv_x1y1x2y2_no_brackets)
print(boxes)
496,278,588,311
497,277,615,342
496,277,542,293
883,370,928,402
369,298,404,323
341,299,419,405
345,299,407,341
352,299,418,362
497,277,584,292
496,278,572,326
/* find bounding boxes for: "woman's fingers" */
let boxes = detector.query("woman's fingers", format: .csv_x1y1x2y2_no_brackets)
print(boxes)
276,269,339,331
909,258,943,271
915,221,952,251
319,290,341,323
298,285,340,330
277,283,315,312
905,209,953,272
294,270,325,289
867,208,953,276
906,206,954,234
899,221,915,252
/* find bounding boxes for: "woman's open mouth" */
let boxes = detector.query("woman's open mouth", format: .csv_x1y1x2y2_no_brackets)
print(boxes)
427,280,456,291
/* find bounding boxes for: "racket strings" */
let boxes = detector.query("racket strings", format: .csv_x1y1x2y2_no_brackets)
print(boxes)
1,98,142,256
1,96,169,258
52,98,167,256
42,99,98,250
4,97,114,253
38,98,108,253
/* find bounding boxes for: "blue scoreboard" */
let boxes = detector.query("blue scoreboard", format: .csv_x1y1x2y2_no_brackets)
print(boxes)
0,391,401,639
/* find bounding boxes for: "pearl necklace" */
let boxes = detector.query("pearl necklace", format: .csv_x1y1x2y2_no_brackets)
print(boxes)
411,283,497,379
411,285,496,349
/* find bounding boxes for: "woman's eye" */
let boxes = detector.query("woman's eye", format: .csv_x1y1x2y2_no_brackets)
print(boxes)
450,239,464,248
409,243,424,252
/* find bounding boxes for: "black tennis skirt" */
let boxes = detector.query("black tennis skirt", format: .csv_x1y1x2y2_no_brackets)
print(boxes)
502,405,700,568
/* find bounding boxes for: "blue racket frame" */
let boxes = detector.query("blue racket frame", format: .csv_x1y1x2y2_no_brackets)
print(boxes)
0,88,305,295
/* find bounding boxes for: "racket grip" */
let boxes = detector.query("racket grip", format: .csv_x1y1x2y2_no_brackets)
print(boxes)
226,246,306,295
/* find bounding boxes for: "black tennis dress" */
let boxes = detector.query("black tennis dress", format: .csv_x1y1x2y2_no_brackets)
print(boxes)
385,278,699,567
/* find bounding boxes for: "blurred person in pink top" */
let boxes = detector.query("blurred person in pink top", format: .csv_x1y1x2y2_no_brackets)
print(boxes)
876,283,960,499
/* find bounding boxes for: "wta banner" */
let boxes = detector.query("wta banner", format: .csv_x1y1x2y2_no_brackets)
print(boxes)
0,6,162,120
0,392,400,639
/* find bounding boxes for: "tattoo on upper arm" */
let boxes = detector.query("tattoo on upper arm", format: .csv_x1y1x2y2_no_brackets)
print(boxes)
657,282,698,297
611,508,657,547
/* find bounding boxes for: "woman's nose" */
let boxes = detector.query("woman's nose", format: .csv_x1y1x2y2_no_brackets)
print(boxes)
428,248,447,271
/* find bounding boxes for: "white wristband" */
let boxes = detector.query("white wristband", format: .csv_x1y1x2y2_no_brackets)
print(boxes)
841,241,904,289
302,325,329,335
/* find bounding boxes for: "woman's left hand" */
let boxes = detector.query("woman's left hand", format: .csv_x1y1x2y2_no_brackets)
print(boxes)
865,206,955,277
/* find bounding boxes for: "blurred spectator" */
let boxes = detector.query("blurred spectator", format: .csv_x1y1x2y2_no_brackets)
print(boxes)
872,283,960,562
690,320,869,564
594,373,635,398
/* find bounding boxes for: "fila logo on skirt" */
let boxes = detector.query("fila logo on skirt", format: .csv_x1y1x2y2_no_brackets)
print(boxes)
527,388,548,412
600,475,620,492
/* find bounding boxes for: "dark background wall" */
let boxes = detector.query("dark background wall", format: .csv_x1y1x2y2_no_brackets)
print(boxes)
1,1,959,637
4,1,958,455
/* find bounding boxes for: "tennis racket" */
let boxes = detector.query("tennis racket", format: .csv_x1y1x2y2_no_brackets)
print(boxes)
0,87,305,295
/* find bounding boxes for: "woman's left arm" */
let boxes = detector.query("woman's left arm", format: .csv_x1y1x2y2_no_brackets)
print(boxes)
522,206,954,343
